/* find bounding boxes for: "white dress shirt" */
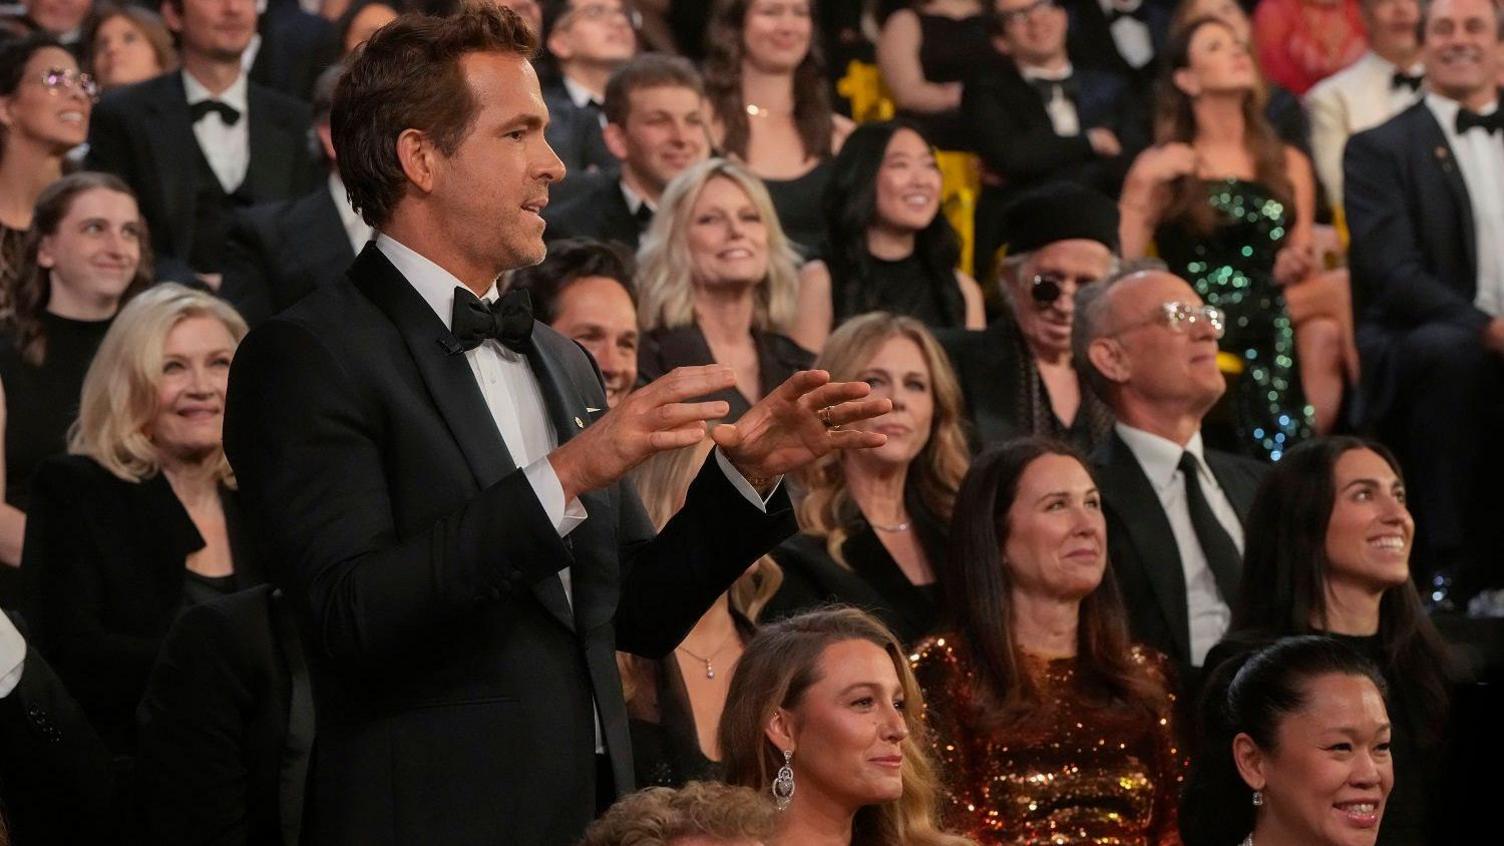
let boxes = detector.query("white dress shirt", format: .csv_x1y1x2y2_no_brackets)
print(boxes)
1306,51,1424,210
1020,63,1081,137
183,70,251,194
1425,93,1504,317
1099,0,1154,70
330,173,374,255
1115,424,1239,666
0,612,25,699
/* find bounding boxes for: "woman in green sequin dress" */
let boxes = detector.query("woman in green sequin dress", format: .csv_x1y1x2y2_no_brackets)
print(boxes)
1120,16,1326,461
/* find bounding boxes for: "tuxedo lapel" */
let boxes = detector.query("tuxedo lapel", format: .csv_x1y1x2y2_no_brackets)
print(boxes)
143,74,199,260
244,85,297,200
1416,105,1478,275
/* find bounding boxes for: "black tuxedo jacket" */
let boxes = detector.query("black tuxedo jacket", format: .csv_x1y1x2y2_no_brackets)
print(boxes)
85,71,316,270
1063,0,1172,85
1345,98,1493,418
250,0,339,102
222,245,796,845
222,184,357,327
542,78,617,185
1091,432,1265,675
543,173,643,250
137,585,313,846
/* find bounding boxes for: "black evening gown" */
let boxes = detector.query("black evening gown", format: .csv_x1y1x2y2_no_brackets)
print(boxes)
898,12,994,152
833,252,965,330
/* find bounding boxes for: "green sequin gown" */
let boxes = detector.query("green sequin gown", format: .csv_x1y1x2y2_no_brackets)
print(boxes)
1156,178,1314,461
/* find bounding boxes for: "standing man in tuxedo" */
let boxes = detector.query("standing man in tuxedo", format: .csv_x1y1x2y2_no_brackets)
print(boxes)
221,8,890,846
86,0,315,283
540,0,636,190
222,65,368,326
1306,0,1424,211
1075,266,1266,682
544,53,708,250
1344,0,1504,608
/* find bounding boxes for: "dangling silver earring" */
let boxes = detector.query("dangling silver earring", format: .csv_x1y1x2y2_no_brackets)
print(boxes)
772,749,795,811
1252,790,1264,807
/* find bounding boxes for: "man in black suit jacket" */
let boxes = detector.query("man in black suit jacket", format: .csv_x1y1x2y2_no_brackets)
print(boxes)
1062,0,1171,91
86,0,316,279
539,0,636,192
969,0,1149,282
1075,266,1265,682
249,0,339,102
1344,0,1504,603
545,53,708,249
223,65,365,325
222,9,889,845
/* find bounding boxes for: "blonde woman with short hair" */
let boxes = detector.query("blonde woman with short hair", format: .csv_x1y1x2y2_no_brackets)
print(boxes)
22,283,266,755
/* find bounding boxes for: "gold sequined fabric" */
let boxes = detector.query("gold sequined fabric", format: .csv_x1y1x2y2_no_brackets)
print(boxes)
910,637,1185,846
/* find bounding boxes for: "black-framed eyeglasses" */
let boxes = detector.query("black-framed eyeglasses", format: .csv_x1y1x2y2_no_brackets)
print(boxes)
1113,301,1226,338
998,0,1057,27
1029,271,1098,306
39,67,98,101
561,1,643,30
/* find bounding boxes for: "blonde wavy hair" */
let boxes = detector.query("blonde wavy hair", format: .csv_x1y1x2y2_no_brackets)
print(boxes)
67,283,248,484
795,312,971,566
718,607,974,846
635,158,801,334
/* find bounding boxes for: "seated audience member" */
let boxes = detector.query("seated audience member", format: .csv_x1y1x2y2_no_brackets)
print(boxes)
540,0,637,185
1201,437,1454,845
704,0,855,258
221,64,365,326
250,0,340,102
875,0,992,153
136,584,313,846
544,53,710,251
23,284,266,757
1251,0,1367,96
0,173,150,603
967,0,1147,284
635,159,817,419
1075,267,1266,680
912,438,1184,844
1061,0,1172,93
506,237,639,408
621,439,783,788
84,3,178,93
765,313,968,646
1122,15,1341,453
1183,636,1395,846
334,0,400,55
940,182,1117,451
0,611,113,844
1343,0,1504,608
582,781,777,846
2,0,89,57
816,121,984,331
718,607,970,846
1305,0,1423,212
85,0,316,282
0,33,93,311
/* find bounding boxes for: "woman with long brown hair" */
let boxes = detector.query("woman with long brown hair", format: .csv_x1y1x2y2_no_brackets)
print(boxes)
718,606,972,846
911,437,1184,844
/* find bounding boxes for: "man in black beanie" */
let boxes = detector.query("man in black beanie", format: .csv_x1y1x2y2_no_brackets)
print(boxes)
939,181,1121,452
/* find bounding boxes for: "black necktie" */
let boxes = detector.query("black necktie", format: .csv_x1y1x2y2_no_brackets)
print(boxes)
1178,452,1241,603
633,203,654,231
190,99,241,126
450,287,534,354
1390,70,1422,92
1456,108,1503,135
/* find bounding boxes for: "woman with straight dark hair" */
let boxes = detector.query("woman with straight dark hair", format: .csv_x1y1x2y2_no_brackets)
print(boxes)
911,437,1183,844
1201,436,1455,845
1184,635,1395,846
815,120,982,330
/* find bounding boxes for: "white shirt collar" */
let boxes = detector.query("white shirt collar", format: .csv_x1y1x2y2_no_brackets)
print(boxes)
1020,62,1075,82
374,233,498,332
1427,90,1498,131
619,180,653,215
182,67,249,113
561,75,601,110
1115,422,1207,492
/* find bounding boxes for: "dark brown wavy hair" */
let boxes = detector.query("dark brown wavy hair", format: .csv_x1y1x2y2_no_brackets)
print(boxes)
1155,16,1291,236
703,0,834,163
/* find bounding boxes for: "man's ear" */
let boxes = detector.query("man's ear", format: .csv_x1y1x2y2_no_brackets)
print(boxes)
394,128,437,194
547,27,575,64
602,120,629,161
160,1,184,36
1087,336,1130,386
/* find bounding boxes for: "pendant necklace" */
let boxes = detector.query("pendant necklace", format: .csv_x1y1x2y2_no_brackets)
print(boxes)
677,634,734,680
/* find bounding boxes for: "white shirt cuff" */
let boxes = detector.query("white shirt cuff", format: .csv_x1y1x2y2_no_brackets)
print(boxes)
524,456,588,537
0,612,26,699
715,448,781,512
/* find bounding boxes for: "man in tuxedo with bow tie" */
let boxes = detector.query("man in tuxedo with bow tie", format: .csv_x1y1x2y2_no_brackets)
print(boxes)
540,0,635,194
1345,0,1504,608
221,7,890,845
85,0,316,282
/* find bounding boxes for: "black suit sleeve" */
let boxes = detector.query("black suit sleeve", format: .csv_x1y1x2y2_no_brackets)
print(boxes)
1344,128,1491,334
965,74,1095,181
84,95,137,187
220,210,277,328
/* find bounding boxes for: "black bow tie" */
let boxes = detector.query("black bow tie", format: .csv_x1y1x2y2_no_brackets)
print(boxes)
1027,75,1078,103
190,99,241,126
1456,108,1504,135
450,287,534,354
633,202,654,230
1390,71,1423,92
1106,3,1149,24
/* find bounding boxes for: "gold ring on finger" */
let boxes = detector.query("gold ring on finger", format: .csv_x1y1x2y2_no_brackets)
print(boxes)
818,406,835,429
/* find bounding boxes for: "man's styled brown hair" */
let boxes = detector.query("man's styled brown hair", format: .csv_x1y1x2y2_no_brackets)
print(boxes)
331,3,538,228
602,53,704,127
579,781,776,846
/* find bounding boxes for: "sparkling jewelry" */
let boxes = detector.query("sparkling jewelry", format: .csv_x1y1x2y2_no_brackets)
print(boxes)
1252,789,1263,807
772,749,796,810
745,102,781,118
1240,835,1253,846
676,635,733,680
869,519,911,532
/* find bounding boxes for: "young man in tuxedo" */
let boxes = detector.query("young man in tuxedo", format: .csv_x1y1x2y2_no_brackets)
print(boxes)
221,7,889,845
540,0,636,187
1306,0,1424,210
1344,0,1504,610
544,53,708,249
85,0,315,283
1076,267,1266,683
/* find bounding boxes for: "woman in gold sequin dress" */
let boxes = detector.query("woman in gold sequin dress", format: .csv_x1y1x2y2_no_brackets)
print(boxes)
911,439,1185,845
